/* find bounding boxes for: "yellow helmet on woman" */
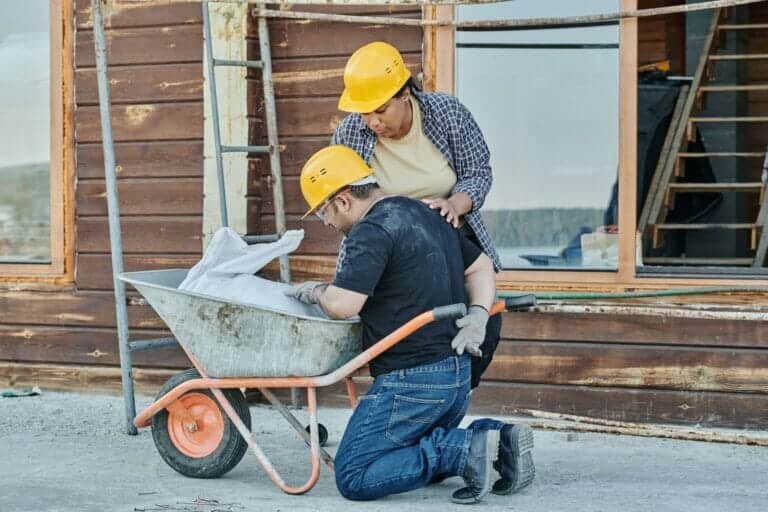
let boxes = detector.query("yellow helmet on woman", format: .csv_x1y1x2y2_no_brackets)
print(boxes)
300,145,376,218
338,42,412,114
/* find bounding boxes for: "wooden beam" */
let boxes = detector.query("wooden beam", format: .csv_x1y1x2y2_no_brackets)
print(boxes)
0,361,175,395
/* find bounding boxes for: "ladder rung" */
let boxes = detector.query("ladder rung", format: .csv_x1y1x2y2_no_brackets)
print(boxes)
718,24,768,30
700,84,768,92
678,152,766,158
221,145,271,154
690,116,768,123
243,234,280,244
214,58,264,69
709,53,768,61
667,182,763,192
644,257,753,266
654,223,756,230
129,337,178,352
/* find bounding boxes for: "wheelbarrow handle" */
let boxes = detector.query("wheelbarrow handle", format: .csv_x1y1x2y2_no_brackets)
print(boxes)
505,294,537,311
432,303,468,321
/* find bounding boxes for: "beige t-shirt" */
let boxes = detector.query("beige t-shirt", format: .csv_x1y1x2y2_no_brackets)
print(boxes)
370,98,456,200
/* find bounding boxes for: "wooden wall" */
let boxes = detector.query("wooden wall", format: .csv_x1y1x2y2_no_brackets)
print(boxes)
1,1,767,430
0,1,200,382
638,0,686,73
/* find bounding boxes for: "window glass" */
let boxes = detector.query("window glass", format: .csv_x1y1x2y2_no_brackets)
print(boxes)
456,0,620,270
0,1,50,264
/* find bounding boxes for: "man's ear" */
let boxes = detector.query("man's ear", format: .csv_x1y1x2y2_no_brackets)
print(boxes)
335,191,353,213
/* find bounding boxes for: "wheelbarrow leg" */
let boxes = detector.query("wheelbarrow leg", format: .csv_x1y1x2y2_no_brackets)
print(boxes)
258,387,335,470
344,377,358,409
212,386,321,494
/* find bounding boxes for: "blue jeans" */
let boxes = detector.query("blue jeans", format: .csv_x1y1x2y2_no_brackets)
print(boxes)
335,355,476,500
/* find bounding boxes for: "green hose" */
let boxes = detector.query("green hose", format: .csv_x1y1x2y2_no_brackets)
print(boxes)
498,285,768,301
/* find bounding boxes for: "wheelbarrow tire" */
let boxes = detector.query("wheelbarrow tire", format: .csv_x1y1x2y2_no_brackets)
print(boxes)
305,423,329,447
151,369,251,479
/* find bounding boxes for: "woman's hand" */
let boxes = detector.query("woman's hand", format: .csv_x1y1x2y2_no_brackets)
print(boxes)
423,193,473,229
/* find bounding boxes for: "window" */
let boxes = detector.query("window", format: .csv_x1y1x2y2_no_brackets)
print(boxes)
0,1,70,277
456,0,620,270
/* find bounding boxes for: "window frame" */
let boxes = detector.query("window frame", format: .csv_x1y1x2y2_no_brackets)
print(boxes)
0,0,74,281
425,0,768,290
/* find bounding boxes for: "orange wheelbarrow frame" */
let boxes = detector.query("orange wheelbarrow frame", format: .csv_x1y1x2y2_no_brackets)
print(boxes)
134,298,532,494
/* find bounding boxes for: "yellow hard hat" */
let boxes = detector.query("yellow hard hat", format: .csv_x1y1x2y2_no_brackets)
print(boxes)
299,145,376,218
338,42,412,114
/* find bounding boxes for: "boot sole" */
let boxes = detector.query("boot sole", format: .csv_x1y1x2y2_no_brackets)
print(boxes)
450,429,500,504
492,424,535,495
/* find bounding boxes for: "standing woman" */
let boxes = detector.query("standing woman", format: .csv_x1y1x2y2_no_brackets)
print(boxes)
332,42,502,389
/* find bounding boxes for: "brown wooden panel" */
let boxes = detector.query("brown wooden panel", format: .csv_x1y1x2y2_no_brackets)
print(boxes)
501,311,768,349
469,381,768,429
76,254,201,291
76,102,203,143
259,255,337,282
249,137,329,181
249,19,422,60
76,0,202,29
76,25,202,68
78,141,203,179
76,64,203,105
250,97,341,138
258,176,305,214
256,215,342,255
0,326,188,368
0,290,165,329
77,217,202,254
485,341,768,393
76,179,202,216
248,53,421,99
0,362,176,395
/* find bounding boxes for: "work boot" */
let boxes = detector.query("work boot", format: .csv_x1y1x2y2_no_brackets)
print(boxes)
450,429,500,504
492,424,535,495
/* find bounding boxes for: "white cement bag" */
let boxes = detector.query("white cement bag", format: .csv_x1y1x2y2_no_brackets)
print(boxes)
179,228,326,318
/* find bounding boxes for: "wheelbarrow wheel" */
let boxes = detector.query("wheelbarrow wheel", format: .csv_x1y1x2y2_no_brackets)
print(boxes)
151,368,251,479
305,423,328,447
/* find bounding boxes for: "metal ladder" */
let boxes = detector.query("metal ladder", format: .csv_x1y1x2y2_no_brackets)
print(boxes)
91,0,290,435
202,1,290,281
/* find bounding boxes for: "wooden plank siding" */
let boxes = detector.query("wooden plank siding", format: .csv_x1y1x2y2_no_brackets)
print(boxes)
638,0,686,73
0,0,767,430
0,1,202,376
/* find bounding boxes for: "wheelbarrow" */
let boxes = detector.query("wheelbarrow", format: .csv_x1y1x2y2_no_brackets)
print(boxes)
120,269,535,494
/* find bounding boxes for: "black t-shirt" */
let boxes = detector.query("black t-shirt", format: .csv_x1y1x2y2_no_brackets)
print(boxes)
333,196,483,377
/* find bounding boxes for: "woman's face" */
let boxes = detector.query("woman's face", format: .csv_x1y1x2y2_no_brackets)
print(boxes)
360,90,412,140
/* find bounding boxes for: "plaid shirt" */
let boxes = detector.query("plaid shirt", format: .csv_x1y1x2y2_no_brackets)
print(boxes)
331,88,502,271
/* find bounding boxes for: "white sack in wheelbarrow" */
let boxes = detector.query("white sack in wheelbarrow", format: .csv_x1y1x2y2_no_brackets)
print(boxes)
178,227,326,318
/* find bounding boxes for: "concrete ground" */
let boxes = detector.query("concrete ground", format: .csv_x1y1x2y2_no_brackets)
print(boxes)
1,390,767,512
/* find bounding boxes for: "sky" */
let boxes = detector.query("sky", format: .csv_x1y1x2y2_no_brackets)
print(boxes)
0,1,49,168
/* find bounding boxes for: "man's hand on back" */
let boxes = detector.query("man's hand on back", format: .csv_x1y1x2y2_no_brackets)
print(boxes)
285,281,327,305
451,305,489,357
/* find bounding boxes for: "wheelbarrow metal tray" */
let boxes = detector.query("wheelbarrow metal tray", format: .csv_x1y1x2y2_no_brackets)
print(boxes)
119,269,362,378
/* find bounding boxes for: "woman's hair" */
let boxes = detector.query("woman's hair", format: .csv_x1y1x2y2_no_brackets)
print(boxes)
348,182,380,199
393,77,415,98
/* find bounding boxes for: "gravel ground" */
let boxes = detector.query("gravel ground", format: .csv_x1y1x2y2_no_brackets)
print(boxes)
1,390,766,512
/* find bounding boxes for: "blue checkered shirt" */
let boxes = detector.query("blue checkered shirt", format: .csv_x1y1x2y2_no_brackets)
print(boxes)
331,88,502,271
